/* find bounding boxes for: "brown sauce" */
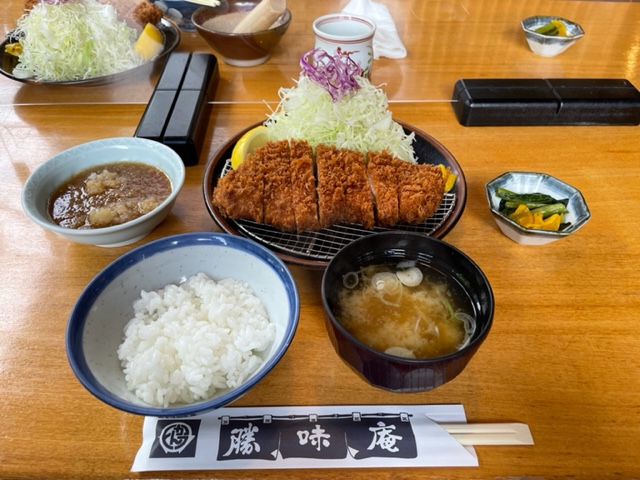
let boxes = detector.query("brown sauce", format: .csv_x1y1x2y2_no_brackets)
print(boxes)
49,162,171,229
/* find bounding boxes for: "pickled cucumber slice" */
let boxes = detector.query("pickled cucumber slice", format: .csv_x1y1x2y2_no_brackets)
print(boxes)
535,22,559,36
534,19,569,37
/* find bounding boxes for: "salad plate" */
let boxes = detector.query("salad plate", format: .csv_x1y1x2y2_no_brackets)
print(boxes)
203,121,467,269
0,18,180,86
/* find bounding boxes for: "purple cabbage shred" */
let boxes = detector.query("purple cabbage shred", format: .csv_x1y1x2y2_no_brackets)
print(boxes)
300,48,364,102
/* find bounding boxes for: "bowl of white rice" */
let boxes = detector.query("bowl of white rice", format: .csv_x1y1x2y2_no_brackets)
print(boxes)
66,232,299,416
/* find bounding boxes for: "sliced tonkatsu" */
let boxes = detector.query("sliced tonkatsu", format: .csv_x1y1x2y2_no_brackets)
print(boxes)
212,150,265,223
367,150,400,227
395,160,445,224
261,140,297,231
289,139,320,232
212,139,446,232
316,144,375,229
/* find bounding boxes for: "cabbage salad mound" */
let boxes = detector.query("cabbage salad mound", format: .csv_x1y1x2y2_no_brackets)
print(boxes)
264,48,417,163
11,0,147,82
117,273,275,408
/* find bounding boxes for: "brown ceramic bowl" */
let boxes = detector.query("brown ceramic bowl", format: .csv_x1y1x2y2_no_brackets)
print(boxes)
321,232,494,393
192,1,292,67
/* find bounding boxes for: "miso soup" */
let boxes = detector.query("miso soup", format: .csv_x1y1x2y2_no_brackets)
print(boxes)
335,262,476,359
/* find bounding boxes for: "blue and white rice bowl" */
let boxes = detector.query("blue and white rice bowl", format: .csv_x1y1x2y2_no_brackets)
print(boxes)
66,232,300,417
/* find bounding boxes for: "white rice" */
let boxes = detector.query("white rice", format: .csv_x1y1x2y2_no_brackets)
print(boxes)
117,273,275,407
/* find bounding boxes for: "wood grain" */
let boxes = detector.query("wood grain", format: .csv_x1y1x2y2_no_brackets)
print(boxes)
1,1,640,479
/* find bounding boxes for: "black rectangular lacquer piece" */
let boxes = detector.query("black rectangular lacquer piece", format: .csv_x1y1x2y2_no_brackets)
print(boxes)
135,52,220,165
452,78,640,126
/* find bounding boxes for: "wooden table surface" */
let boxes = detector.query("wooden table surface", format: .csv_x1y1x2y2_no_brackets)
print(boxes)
2,0,640,479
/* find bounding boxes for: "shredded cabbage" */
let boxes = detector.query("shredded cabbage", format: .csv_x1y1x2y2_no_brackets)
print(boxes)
13,0,145,82
264,50,416,162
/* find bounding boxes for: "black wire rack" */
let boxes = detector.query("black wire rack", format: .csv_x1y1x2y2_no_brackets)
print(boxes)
204,122,467,268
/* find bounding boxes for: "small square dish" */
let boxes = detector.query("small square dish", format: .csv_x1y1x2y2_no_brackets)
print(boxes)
521,16,585,57
485,171,591,245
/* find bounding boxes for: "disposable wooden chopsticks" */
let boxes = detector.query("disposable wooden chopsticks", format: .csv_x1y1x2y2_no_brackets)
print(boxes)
183,0,222,7
439,423,534,446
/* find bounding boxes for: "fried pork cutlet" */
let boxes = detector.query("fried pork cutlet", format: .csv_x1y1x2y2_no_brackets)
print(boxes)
213,139,446,232
24,0,38,11
367,150,400,227
290,140,320,232
316,145,375,229
395,160,445,224
262,140,297,231
132,1,164,26
212,151,265,223
105,0,164,27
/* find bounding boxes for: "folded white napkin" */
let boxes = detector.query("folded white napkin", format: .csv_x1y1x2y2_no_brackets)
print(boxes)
342,0,407,59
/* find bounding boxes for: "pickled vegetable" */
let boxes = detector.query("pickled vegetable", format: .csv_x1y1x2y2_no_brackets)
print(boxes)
508,204,562,231
438,164,458,192
534,19,569,37
495,187,571,231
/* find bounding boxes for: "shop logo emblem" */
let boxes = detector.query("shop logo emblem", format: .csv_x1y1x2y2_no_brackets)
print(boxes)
150,420,201,458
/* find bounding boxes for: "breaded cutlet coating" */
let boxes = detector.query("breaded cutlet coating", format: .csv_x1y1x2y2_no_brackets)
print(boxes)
367,150,400,227
214,140,446,231
132,2,164,26
315,145,344,227
396,161,445,224
262,140,297,232
316,145,375,229
24,0,38,11
290,140,320,232
212,152,265,223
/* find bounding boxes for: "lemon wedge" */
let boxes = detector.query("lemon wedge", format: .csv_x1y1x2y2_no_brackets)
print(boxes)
438,164,458,192
231,125,270,169
135,23,163,61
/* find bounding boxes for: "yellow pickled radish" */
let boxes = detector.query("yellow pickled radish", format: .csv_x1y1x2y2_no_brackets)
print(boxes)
509,204,535,227
538,213,562,231
535,19,569,37
550,19,568,37
135,23,163,61
230,126,270,169
438,164,458,192
508,204,562,231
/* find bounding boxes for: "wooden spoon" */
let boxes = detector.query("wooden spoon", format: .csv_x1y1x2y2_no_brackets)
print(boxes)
232,0,287,34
